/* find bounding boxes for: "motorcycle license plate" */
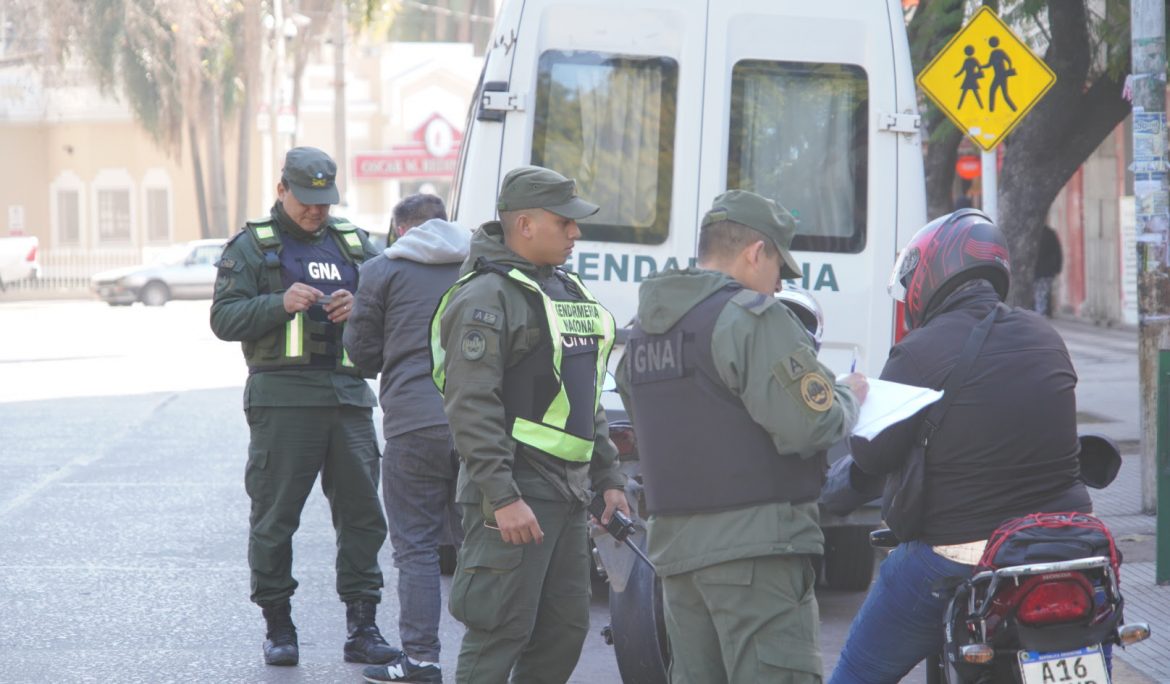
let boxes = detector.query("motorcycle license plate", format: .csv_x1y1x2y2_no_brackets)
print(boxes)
1018,646,1108,684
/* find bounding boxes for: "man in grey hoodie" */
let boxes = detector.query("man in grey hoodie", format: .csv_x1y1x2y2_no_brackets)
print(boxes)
343,194,469,684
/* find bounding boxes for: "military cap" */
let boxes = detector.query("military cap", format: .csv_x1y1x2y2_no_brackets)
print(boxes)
702,189,801,280
497,166,599,220
282,146,340,205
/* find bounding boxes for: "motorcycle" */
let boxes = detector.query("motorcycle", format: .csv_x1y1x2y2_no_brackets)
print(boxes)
869,435,1150,684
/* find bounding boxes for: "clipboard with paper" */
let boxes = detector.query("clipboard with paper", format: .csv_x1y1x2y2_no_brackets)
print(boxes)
842,376,943,440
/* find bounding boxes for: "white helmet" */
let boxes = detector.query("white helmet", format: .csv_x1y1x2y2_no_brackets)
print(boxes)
777,285,824,353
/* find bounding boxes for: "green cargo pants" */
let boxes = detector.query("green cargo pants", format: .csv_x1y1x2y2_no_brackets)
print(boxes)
244,405,386,606
450,498,591,684
662,555,822,684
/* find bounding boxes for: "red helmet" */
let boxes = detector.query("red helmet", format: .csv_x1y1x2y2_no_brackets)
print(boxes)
888,209,1010,329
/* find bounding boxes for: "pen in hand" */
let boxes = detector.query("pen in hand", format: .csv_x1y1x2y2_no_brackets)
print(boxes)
850,352,858,374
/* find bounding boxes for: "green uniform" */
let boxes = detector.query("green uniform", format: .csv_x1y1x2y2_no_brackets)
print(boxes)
210,202,386,607
618,268,860,684
434,221,625,683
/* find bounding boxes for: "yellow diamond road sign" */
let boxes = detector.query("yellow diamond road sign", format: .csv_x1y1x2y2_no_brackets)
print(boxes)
917,6,1056,151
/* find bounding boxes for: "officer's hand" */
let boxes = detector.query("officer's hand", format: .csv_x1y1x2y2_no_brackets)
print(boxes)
325,288,355,323
842,372,869,404
595,488,631,526
283,283,325,314
494,499,544,545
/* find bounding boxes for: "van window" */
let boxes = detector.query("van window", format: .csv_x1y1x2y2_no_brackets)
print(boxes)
728,61,868,253
533,50,678,245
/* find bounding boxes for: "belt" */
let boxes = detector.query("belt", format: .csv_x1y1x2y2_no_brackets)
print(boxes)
931,539,988,566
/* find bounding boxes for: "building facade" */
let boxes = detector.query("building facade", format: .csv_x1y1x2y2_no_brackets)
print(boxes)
0,38,482,292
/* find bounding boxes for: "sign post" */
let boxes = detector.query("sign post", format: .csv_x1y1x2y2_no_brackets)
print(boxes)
916,6,1056,218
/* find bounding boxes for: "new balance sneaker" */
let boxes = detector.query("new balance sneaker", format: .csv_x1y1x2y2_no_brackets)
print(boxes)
363,653,442,683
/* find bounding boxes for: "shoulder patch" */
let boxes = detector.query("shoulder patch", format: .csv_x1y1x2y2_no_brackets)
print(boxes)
730,288,776,316
775,347,820,383
214,257,243,272
799,373,834,412
461,330,487,360
245,216,274,228
470,308,501,329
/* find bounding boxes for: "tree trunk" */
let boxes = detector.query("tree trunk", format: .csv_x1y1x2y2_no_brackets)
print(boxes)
235,0,262,229
235,89,253,230
207,87,231,237
922,111,964,219
291,49,307,148
457,0,472,43
996,0,1130,307
189,120,211,239
436,0,450,41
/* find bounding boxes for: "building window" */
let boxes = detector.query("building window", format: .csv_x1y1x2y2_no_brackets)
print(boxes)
533,50,678,245
728,60,869,253
57,189,80,245
145,188,170,242
97,189,132,243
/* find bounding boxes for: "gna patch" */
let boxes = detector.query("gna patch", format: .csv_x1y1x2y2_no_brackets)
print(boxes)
799,373,834,412
461,330,487,360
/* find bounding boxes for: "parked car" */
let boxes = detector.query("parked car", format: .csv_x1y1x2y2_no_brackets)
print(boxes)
92,239,226,306
0,235,41,290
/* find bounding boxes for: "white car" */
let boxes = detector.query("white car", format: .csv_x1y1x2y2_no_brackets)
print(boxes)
0,236,41,289
92,239,226,306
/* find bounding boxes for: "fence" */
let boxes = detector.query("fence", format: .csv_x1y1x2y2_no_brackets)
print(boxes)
3,245,170,295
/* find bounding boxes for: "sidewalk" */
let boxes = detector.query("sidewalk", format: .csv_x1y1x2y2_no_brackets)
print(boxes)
1053,318,1168,683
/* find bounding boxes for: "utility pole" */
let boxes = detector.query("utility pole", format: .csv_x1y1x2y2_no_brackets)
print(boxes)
1131,0,1170,583
334,2,348,206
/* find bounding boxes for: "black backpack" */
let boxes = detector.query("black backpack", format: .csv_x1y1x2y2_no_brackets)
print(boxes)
976,511,1120,575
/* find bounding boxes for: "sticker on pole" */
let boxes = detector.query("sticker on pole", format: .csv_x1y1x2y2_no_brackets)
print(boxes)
916,6,1056,151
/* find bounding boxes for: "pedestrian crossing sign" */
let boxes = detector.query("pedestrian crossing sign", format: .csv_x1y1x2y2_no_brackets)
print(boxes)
916,6,1056,151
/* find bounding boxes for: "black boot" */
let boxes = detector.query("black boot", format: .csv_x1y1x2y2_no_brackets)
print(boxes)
344,600,401,664
261,601,299,666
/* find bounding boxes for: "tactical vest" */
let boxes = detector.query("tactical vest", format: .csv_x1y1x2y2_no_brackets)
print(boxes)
431,260,616,463
625,285,826,516
243,218,368,376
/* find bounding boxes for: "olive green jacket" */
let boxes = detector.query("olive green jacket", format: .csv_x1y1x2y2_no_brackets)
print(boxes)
209,205,379,409
617,268,860,576
437,221,625,511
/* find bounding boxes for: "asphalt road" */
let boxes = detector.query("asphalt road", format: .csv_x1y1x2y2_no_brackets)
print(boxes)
0,299,1150,683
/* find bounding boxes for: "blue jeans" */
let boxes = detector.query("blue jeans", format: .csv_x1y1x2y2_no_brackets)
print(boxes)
829,541,972,684
383,425,463,661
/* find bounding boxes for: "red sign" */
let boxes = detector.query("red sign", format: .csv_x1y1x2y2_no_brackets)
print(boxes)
355,151,458,179
354,113,463,180
955,155,981,180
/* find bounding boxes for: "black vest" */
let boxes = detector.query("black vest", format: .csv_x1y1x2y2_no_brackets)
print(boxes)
261,230,358,372
625,285,826,516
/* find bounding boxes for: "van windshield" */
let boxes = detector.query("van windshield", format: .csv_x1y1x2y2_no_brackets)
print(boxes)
728,61,868,254
533,50,678,245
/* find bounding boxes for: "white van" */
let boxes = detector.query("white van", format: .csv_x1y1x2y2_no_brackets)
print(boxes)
453,0,925,375
450,0,925,676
